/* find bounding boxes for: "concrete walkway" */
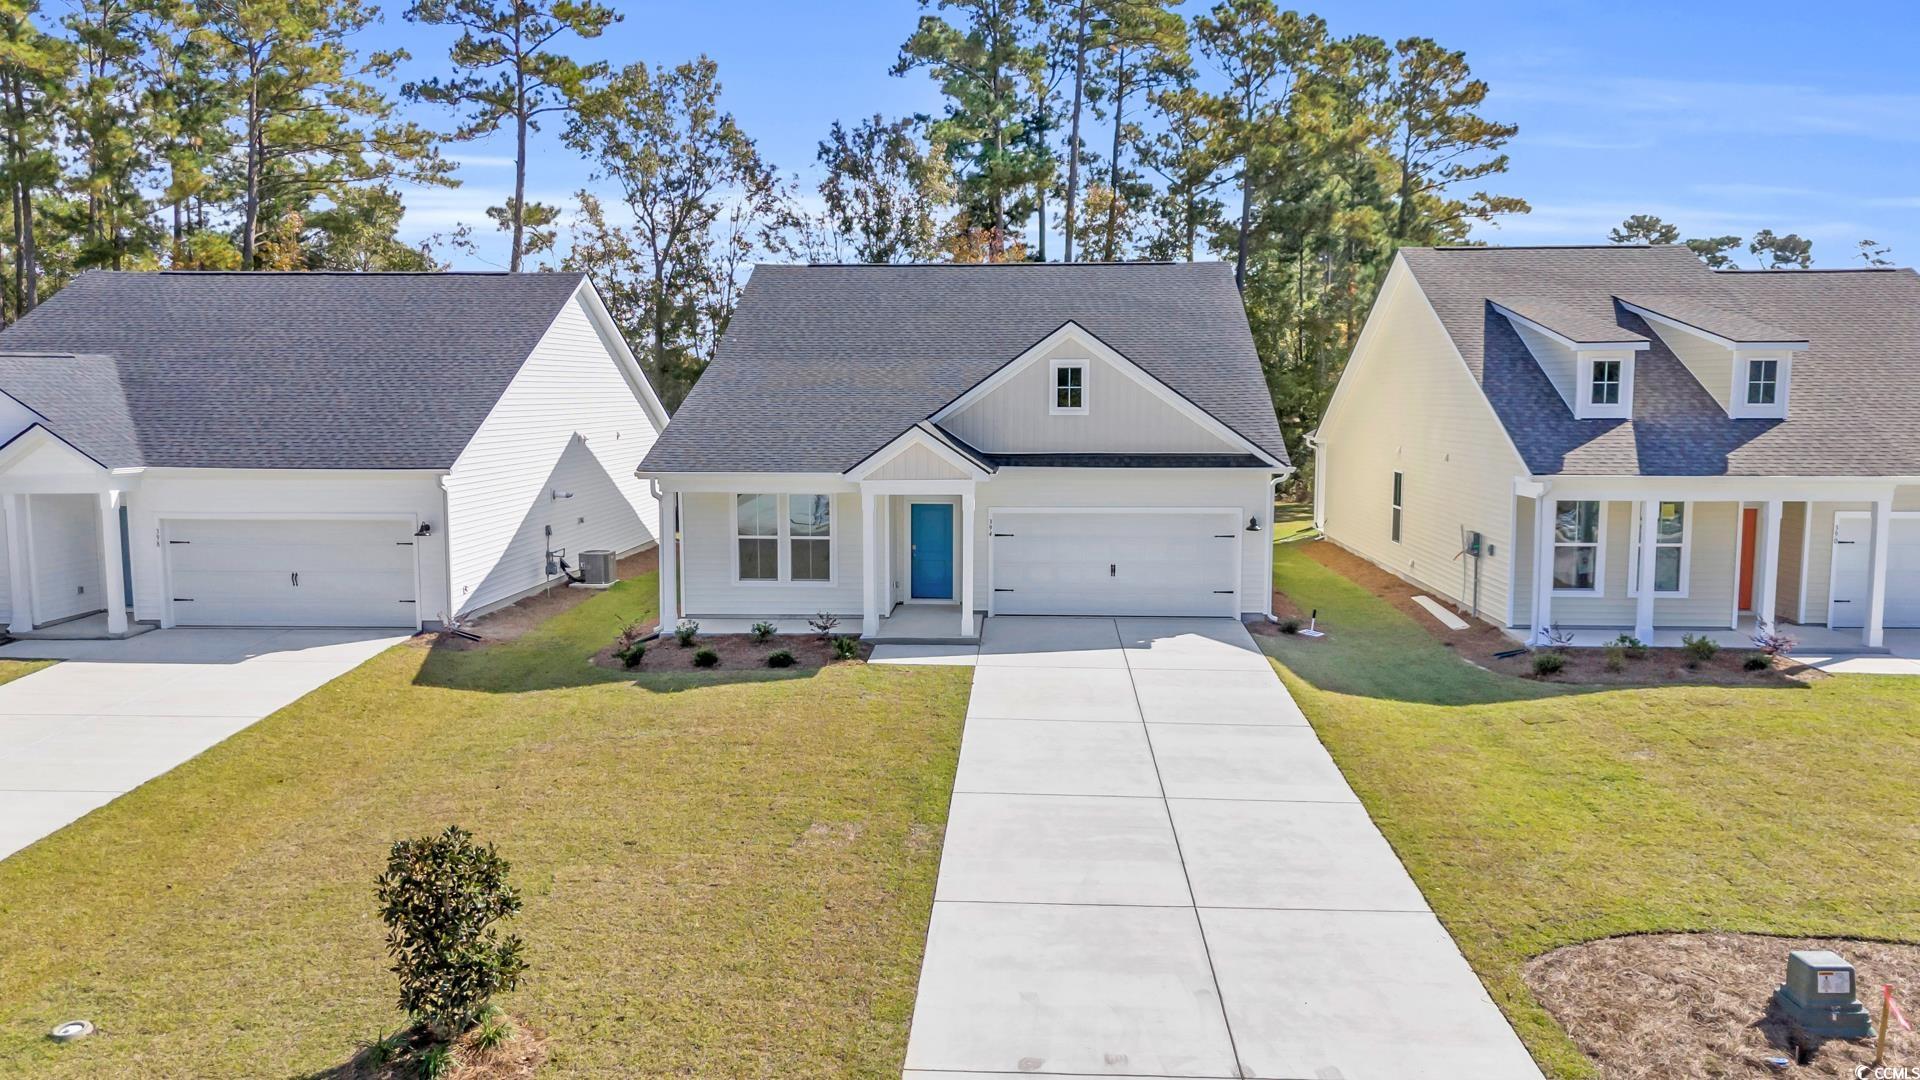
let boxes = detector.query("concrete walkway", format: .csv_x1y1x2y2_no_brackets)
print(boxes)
0,628,408,861
900,616,1540,1080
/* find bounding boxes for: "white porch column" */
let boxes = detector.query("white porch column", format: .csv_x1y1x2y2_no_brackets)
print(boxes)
1865,494,1894,648
959,491,976,636
656,489,679,630
1633,498,1659,643
861,490,881,637
1530,495,1555,646
3,493,33,634
97,490,127,635
1755,500,1783,629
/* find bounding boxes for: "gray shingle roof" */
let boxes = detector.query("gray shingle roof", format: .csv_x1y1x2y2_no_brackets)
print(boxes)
639,262,1289,473
0,270,588,469
1612,291,1801,344
1489,295,1647,345
1399,245,1920,476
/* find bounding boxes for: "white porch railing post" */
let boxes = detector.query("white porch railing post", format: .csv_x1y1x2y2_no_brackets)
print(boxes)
4,493,33,634
1865,495,1893,648
959,491,976,637
1633,498,1658,643
861,490,880,637
656,489,679,631
1755,500,1783,631
97,490,128,635
1531,494,1554,646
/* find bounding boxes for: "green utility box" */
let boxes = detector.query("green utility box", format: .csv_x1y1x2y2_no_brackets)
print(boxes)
1773,950,1874,1039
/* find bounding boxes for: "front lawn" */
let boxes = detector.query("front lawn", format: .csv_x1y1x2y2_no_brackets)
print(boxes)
0,573,971,1077
1263,532,1920,1078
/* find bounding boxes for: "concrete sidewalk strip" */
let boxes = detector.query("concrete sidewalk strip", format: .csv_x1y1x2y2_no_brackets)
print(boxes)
1201,907,1544,1080
934,792,1191,906
903,901,1239,1078
952,716,1162,797
1169,797,1432,912
868,644,980,666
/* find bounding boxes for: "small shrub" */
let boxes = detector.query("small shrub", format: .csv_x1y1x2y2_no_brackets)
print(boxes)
375,826,526,1040
693,647,719,668
612,623,648,668
1752,620,1798,659
749,620,777,644
1280,618,1302,634
1603,646,1627,673
1531,651,1566,677
1744,652,1771,671
1680,633,1719,668
361,1029,407,1066
473,1010,514,1053
673,618,699,647
1543,624,1576,649
418,1042,457,1079
808,611,841,640
766,649,795,668
830,635,860,661
1607,633,1649,659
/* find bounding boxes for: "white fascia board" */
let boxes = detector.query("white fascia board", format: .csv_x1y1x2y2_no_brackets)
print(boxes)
1616,300,1809,352
0,423,111,474
928,320,1286,469
843,424,994,481
1531,474,1914,503
637,470,859,494
1489,302,1649,352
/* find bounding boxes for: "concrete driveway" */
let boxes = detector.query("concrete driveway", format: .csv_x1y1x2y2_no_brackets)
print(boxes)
901,616,1541,1080
0,628,408,861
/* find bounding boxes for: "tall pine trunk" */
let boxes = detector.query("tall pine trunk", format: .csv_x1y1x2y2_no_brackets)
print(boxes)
1062,4,1087,263
1104,59,1125,260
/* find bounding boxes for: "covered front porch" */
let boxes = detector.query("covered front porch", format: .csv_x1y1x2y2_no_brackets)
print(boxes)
0,428,139,640
1517,476,1911,650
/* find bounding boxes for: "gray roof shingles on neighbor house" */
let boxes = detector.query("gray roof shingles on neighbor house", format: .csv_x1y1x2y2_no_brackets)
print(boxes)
639,261,1290,473
0,270,588,470
1400,244,1920,477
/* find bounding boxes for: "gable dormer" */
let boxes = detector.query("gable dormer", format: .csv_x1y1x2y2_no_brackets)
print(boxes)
1490,298,1648,420
931,321,1275,461
1616,295,1808,420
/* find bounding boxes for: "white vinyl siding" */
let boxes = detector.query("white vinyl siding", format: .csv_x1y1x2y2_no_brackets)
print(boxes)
444,288,662,619
1521,499,1738,628
941,336,1240,455
1775,501,1807,623
1649,323,1735,413
682,491,865,617
1317,260,1526,626
866,443,973,482
27,493,104,624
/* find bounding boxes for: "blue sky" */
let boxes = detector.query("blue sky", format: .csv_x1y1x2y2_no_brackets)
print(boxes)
383,0,1919,270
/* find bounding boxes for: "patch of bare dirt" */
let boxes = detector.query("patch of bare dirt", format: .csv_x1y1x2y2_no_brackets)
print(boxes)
1526,932,1920,1078
422,548,659,652
1290,539,1822,687
590,631,871,673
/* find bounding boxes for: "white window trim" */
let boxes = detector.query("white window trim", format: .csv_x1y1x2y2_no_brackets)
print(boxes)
730,493,837,587
1390,470,1403,544
1550,499,1606,596
1628,500,1692,599
1728,349,1793,419
1049,358,1088,416
1574,351,1634,420
1744,357,1779,406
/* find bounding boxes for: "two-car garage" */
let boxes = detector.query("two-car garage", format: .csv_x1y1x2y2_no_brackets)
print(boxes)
162,518,420,628
988,508,1243,617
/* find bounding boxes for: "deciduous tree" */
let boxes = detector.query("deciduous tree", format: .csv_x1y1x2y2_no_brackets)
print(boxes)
816,114,952,263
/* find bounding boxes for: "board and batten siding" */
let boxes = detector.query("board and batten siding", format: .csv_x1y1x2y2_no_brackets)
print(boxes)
27,493,104,624
868,443,971,482
679,490,865,619
941,337,1241,455
1317,259,1526,625
445,288,662,620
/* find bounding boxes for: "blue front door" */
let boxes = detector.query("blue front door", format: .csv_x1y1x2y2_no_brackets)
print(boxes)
910,503,955,599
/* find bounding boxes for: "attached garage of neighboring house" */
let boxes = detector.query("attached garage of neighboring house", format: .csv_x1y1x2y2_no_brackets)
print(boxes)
0,269,666,638
988,508,1242,617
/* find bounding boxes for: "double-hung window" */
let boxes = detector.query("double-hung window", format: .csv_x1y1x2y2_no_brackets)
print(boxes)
1390,471,1404,543
1052,361,1086,414
735,494,834,584
1552,500,1602,593
1746,358,1778,405
1630,501,1687,596
1591,359,1622,405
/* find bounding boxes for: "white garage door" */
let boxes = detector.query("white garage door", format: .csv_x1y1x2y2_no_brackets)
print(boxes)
165,518,419,627
1829,514,1920,628
991,510,1239,617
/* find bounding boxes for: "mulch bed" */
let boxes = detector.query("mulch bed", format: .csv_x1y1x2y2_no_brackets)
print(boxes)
591,632,872,673
1278,539,1821,687
333,1016,545,1079
1527,933,1920,1078
423,548,660,652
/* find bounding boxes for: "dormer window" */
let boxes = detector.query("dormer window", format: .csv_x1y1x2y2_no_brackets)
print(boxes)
1051,360,1087,415
1746,358,1778,405
1590,359,1622,405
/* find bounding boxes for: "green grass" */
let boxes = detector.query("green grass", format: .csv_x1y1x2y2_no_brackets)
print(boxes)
1262,531,1920,1078
0,573,972,1078
0,658,53,685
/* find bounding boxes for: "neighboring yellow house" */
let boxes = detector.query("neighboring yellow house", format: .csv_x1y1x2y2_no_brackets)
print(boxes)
1313,243,1920,649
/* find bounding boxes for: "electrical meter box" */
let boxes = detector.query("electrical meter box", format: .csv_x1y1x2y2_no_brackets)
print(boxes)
1774,950,1874,1038
1463,531,1483,557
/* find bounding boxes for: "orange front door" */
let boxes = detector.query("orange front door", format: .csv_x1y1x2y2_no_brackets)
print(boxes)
1737,507,1759,612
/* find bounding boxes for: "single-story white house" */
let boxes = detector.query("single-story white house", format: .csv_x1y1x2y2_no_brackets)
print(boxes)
0,270,666,636
637,262,1292,642
1312,243,1920,648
